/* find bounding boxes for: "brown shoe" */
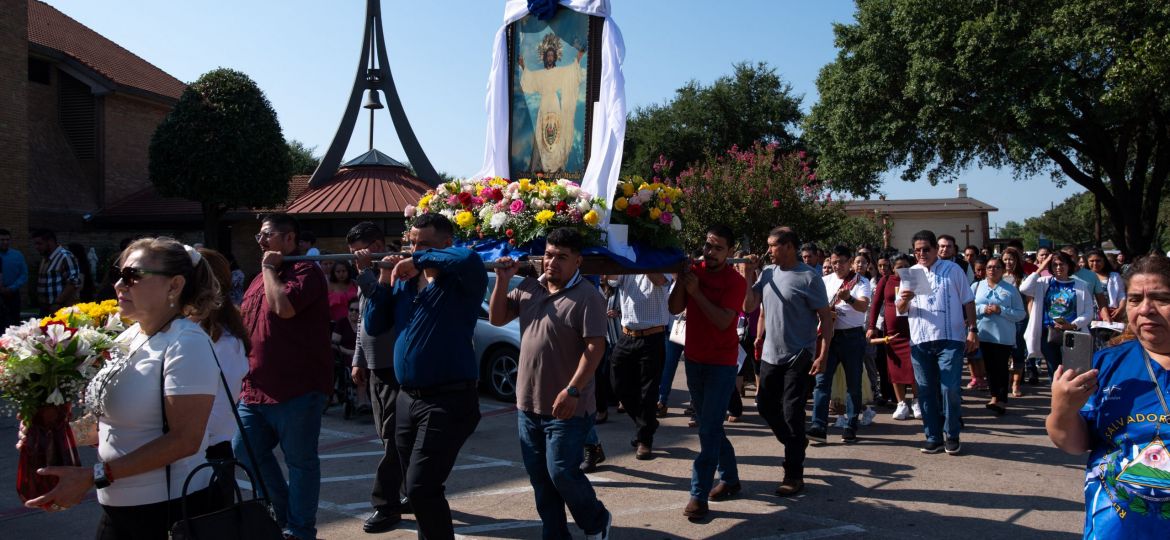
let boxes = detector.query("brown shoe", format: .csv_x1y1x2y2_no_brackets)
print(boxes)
708,481,742,501
774,478,804,497
683,497,708,520
656,402,668,418
635,442,653,460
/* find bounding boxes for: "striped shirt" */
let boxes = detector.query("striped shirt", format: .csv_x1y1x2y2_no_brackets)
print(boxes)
906,258,975,345
609,273,673,329
37,245,81,307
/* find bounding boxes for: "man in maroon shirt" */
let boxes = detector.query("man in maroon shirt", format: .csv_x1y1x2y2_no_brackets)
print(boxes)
668,224,747,522
236,213,332,540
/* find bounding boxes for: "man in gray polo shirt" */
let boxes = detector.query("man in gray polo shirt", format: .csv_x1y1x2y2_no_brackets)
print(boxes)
489,227,612,540
743,226,833,496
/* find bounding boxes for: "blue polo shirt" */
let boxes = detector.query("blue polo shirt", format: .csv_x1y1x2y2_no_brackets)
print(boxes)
0,248,28,290
369,247,486,389
1080,340,1170,539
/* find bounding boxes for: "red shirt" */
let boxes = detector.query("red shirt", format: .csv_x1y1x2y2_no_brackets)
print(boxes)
684,261,747,366
239,261,333,404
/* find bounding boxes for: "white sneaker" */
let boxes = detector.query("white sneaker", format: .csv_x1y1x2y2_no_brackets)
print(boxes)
833,415,849,428
911,400,923,419
861,406,877,426
892,401,910,420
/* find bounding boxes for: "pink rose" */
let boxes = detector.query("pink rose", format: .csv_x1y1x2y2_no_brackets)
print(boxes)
772,200,780,208
660,212,673,224
510,199,526,214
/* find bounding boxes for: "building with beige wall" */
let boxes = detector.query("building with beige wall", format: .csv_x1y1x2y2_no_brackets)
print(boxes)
844,184,997,252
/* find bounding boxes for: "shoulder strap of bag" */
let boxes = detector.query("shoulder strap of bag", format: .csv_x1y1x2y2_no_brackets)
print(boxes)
205,340,272,500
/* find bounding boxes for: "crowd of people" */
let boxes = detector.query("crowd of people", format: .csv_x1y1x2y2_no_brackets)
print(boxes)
8,212,1168,539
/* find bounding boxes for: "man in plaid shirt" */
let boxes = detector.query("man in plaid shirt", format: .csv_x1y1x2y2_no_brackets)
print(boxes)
33,229,80,314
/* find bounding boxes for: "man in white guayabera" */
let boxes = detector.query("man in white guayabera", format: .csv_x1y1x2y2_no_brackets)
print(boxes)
518,32,585,174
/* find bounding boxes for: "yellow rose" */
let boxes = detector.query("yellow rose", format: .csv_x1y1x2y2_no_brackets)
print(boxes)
614,197,629,210
621,183,635,197
583,210,600,226
455,211,476,229
649,208,662,221
535,209,556,225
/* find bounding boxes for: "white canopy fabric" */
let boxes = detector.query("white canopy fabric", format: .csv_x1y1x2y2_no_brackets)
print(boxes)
475,0,626,224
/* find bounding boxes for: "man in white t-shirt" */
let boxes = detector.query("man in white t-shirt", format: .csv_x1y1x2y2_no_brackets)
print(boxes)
897,230,978,455
808,245,872,444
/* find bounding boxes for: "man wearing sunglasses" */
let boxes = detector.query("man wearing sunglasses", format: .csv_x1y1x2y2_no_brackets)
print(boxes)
237,213,333,540
896,229,978,456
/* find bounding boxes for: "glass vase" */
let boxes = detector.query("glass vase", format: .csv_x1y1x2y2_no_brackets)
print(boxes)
16,403,81,503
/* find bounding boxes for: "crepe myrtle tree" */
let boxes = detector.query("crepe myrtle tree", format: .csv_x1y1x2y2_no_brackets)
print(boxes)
806,0,1170,255
149,68,292,249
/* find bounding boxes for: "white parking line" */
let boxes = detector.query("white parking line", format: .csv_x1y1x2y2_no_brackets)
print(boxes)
751,525,866,540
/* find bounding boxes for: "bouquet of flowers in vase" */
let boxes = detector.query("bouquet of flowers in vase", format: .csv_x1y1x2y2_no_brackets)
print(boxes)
610,177,684,249
1,299,126,502
406,177,608,247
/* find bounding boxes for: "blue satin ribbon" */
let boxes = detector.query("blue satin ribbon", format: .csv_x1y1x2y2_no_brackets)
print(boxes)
527,0,559,21
455,238,687,270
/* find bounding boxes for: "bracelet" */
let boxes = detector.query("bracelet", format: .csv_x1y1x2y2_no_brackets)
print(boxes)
262,263,278,271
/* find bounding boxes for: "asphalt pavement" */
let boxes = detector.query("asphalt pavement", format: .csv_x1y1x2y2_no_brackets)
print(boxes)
0,373,1087,539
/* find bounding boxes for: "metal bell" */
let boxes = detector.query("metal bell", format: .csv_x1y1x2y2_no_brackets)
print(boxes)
363,89,384,110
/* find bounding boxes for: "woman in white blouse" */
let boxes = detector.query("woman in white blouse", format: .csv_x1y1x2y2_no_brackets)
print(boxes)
26,237,222,539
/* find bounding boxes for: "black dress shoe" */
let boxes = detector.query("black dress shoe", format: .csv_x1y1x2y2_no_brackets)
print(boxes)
398,497,413,514
363,509,402,533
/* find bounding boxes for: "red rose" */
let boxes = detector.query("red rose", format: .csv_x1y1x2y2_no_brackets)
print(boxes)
457,192,473,207
506,229,514,238
626,204,644,217
556,201,568,212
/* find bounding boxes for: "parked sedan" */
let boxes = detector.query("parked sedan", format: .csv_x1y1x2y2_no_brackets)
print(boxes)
474,274,524,401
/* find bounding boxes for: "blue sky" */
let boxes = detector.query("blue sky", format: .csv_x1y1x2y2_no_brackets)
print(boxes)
43,0,1081,227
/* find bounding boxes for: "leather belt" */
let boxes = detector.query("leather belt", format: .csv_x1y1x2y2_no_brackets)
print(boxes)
401,380,478,398
622,325,665,337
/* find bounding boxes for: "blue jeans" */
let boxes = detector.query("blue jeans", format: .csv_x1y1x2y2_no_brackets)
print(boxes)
811,328,866,429
684,359,739,500
910,340,964,443
233,391,326,540
1040,326,1064,379
518,412,608,539
659,321,685,404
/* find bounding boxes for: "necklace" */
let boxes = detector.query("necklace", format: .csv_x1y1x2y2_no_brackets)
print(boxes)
84,315,180,418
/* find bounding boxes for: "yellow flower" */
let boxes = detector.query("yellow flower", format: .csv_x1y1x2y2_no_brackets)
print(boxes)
519,178,533,192
418,194,433,210
649,208,662,221
638,182,652,192
455,211,476,229
614,197,629,211
621,183,635,197
474,184,485,196
535,210,556,225
583,210,600,226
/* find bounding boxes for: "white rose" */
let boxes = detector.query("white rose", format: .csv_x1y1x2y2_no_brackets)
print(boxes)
533,199,546,210
576,200,592,213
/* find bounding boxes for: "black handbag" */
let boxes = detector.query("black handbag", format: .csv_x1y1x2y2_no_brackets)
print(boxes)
166,343,284,540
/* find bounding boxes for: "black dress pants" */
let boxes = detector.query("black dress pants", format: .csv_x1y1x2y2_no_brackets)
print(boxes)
370,368,405,510
95,487,217,540
980,342,1013,402
395,386,480,540
756,351,813,481
611,332,665,445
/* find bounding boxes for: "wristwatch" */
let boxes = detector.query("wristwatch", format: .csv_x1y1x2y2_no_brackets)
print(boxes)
967,326,977,333
93,462,112,489
566,386,580,398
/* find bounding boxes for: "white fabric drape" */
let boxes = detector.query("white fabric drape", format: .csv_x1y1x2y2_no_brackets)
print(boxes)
475,0,626,225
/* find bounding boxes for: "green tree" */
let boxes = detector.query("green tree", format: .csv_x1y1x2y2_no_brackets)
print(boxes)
806,0,1170,255
287,139,319,175
623,62,803,179
1022,192,1117,248
150,68,292,249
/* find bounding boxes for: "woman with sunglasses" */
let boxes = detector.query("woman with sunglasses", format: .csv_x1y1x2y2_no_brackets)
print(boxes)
1019,251,1096,381
971,257,1025,414
25,237,223,539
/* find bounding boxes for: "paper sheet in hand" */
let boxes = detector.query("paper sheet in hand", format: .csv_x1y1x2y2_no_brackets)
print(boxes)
895,267,933,295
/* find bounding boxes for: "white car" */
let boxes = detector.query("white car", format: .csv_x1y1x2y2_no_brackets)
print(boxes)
474,274,524,402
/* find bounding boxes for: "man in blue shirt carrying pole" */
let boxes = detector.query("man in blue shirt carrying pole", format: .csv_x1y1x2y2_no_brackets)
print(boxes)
367,213,487,540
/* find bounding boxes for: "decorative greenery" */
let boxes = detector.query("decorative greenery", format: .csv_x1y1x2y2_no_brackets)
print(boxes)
408,177,607,247
805,0,1170,256
149,68,292,249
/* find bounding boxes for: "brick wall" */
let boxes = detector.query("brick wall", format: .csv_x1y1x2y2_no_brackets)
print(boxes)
103,93,172,204
0,0,29,242
27,67,100,217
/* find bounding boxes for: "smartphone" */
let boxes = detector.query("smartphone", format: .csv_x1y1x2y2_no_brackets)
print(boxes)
1062,331,1094,373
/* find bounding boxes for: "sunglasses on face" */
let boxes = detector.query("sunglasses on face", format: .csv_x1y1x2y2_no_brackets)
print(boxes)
113,266,174,286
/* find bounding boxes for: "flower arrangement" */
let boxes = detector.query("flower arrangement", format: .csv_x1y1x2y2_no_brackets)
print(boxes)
1,300,126,419
406,177,608,247
610,176,685,249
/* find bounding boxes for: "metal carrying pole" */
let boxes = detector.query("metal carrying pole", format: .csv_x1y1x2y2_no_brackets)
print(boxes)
281,252,751,272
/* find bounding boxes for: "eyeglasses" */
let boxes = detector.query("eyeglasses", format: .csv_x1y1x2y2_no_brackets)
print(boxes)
255,230,286,242
113,266,174,286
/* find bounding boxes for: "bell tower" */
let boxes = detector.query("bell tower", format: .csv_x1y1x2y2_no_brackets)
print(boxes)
308,0,439,188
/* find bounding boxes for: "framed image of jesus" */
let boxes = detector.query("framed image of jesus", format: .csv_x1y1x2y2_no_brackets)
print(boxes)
507,9,603,181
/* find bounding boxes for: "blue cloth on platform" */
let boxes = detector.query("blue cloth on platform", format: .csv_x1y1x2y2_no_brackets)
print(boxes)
454,239,686,270
527,0,559,21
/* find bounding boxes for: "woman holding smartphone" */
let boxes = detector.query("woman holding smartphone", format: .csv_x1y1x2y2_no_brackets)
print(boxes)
1019,251,1095,381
